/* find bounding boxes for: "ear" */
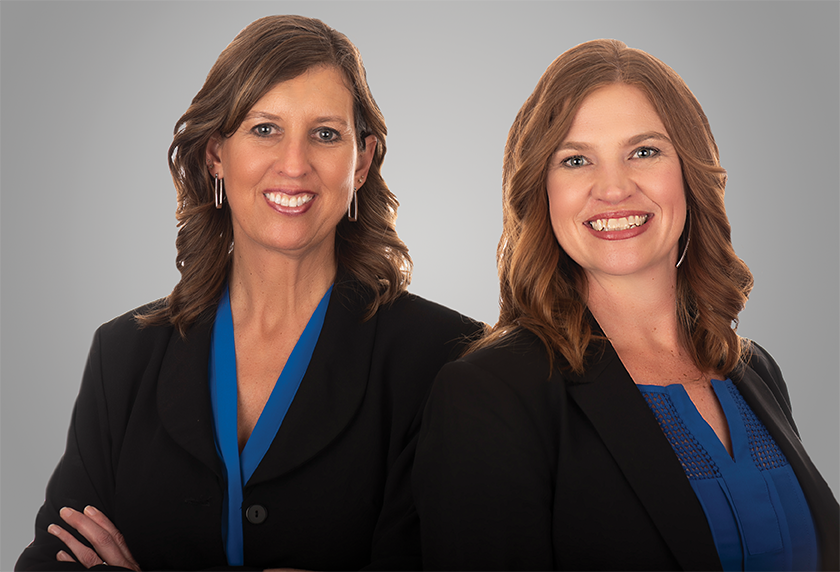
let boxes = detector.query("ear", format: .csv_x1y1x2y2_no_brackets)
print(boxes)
354,135,377,185
205,133,224,177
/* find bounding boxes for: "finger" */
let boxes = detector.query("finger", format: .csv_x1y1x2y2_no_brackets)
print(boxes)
48,523,102,569
63,506,140,571
60,507,134,570
56,550,76,563
83,506,139,568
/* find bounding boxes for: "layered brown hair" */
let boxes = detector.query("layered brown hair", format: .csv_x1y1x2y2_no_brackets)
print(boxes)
476,39,753,375
139,15,411,334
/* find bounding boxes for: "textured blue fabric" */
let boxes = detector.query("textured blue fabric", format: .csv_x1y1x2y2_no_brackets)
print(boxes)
209,285,332,566
639,379,818,571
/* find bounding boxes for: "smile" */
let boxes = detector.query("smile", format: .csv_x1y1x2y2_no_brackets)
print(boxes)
587,215,649,232
265,192,314,208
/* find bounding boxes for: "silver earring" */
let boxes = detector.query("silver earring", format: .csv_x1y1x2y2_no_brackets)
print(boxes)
214,174,225,209
676,211,691,268
348,188,358,222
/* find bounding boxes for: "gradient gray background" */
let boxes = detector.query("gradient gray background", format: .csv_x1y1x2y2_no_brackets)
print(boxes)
2,1,838,567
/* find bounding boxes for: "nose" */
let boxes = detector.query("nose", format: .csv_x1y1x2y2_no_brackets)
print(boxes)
273,134,310,178
591,161,635,204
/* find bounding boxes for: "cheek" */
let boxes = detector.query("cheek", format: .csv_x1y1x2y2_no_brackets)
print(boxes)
546,180,581,237
222,147,265,185
663,169,688,214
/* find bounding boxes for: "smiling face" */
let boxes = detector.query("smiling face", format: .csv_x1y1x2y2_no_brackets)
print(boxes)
206,65,376,263
546,83,686,283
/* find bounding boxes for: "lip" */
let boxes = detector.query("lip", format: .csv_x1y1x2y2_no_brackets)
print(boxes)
263,189,316,215
583,211,653,240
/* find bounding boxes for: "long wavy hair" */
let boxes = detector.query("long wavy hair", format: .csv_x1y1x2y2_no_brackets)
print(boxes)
138,15,411,334
475,39,753,375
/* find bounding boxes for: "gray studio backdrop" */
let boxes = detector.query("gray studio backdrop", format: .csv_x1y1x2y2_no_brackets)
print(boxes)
2,1,838,567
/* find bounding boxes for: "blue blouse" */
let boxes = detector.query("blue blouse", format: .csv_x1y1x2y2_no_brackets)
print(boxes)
638,379,818,571
209,285,333,566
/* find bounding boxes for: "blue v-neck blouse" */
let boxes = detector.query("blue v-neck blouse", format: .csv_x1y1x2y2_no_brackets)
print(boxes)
638,379,818,571
209,285,332,566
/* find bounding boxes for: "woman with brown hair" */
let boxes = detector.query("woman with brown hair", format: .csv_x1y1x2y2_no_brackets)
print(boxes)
16,15,478,571
413,39,838,571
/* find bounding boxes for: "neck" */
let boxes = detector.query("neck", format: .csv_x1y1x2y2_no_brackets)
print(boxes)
586,265,682,351
227,243,337,332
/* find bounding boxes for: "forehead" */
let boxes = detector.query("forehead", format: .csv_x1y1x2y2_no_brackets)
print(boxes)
564,83,667,141
249,66,355,119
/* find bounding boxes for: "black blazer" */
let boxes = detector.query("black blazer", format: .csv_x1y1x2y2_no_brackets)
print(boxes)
17,281,480,571
413,329,839,571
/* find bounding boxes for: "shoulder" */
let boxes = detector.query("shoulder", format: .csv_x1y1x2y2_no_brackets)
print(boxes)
418,330,566,467
94,298,174,348
73,300,190,422
431,328,566,411
376,294,482,372
379,291,483,340
739,338,793,410
88,299,190,380
458,328,559,383
743,339,784,380
332,283,484,361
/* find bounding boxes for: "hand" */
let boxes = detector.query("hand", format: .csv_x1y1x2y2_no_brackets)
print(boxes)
48,506,140,570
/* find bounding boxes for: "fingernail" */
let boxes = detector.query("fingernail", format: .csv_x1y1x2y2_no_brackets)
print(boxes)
56,550,70,562
48,524,60,536
84,505,98,516
59,506,71,517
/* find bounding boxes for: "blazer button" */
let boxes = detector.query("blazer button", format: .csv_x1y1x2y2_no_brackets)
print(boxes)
245,504,268,524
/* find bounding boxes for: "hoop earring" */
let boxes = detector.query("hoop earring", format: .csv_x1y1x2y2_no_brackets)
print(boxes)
347,188,358,222
214,174,225,209
676,210,691,268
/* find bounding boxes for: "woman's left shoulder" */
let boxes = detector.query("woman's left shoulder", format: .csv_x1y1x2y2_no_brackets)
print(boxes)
736,338,795,413
379,292,484,342
741,339,786,386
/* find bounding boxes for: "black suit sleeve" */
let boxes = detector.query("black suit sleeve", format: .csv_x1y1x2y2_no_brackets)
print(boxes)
15,328,258,572
366,298,483,571
413,359,556,571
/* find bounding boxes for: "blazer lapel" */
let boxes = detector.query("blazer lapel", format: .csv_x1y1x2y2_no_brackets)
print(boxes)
735,364,840,571
157,314,224,479
565,339,722,571
247,281,374,485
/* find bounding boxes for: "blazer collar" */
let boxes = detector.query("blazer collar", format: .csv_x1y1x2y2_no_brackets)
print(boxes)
156,281,376,486
157,312,223,479
248,281,374,485
564,331,723,571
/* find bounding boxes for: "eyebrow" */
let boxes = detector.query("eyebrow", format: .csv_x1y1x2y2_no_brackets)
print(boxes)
557,131,672,152
244,110,351,129
628,131,671,146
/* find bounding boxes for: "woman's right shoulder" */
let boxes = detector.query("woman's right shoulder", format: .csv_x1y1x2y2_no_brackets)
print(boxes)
88,298,194,374
434,328,564,400
419,328,568,461
95,298,172,340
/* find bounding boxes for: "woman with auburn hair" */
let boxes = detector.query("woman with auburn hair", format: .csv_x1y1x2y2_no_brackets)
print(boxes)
17,15,479,571
413,39,838,571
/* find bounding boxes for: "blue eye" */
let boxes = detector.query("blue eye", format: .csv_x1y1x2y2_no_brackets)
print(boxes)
316,128,340,142
562,155,589,168
252,124,276,137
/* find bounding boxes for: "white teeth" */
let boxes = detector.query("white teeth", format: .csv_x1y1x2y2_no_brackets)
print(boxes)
265,192,314,208
588,215,648,231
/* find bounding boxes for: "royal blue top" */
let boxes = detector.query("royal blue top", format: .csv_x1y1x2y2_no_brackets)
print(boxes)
638,379,818,571
209,285,333,566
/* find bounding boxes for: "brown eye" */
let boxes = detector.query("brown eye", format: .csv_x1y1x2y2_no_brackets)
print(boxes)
633,147,659,159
